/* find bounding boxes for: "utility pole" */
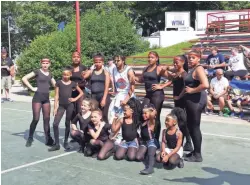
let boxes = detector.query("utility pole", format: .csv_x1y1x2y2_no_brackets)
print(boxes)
8,16,12,58
75,1,81,53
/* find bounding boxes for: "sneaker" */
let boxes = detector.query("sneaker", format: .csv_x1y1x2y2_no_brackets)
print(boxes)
63,142,71,150
184,151,194,158
184,153,203,162
183,142,193,152
45,137,54,146
177,158,184,168
140,168,154,175
92,153,98,158
48,144,60,152
230,112,235,117
6,98,13,102
238,112,244,119
25,137,34,147
218,111,223,117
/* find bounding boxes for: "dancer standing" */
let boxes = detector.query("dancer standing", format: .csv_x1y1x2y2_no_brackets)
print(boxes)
22,58,55,147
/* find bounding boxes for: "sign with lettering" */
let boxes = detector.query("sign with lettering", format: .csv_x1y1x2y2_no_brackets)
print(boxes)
165,12,190,28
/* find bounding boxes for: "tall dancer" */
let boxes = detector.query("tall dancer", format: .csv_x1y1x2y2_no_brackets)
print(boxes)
180,50,209,162
22,58,55,147
135,51,166,146
70,51,87,119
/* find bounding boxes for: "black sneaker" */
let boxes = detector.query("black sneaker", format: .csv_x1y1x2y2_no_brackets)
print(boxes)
183,142,194,152
45,137,54,146
25,138,34,147
63,142,71,150
92,153,98,158
140,168,154,175
177,158,184,168
184,151,194,158
184,153,203,162
48,145,60,152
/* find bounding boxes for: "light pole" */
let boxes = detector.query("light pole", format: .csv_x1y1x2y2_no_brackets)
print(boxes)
8,16,12,58
75,1,81,53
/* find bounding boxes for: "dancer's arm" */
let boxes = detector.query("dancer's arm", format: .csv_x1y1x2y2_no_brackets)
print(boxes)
22,71,37,92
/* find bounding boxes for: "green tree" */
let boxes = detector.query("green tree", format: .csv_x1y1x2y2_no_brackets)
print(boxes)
17,2,149,83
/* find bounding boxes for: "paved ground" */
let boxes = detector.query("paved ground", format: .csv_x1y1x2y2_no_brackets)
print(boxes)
1,81,250,185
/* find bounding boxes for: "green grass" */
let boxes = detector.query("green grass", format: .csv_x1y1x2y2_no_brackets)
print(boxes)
126,41,193,65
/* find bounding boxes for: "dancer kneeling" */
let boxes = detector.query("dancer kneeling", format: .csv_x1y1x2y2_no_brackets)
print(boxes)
156,113,184,169
85,109,111,158
136,104,157,175
98,98,142,160
70,98,98,153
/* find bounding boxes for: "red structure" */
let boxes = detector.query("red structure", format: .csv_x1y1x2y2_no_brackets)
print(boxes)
206,9,250,35
76,1,81,53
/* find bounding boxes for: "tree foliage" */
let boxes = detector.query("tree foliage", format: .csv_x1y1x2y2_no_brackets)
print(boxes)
17,2,149,83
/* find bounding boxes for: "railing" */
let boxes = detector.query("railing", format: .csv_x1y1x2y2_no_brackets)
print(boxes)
206,9,250,35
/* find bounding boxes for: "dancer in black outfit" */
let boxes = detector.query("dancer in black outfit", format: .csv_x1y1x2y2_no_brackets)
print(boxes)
136,104,157,175
70,98,98,152
48,69,83,151
85,109,111,158
178,50,209,162
22,58,55,147
135,51,166,147
70,51,87,119
156,113,184,169
83,53,111,122
112,98,142,161
165,55,193,151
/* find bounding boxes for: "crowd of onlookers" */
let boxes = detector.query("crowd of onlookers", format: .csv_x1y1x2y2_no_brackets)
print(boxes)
201,45,250,121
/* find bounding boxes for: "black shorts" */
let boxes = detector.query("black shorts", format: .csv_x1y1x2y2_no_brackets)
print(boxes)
32,92,50,104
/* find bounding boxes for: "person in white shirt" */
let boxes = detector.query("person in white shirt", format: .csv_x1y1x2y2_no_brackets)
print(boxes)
207,69,229,116
224,47,248,80
105,58,116,93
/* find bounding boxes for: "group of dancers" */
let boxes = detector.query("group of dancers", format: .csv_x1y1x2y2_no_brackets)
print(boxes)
22,50,209,175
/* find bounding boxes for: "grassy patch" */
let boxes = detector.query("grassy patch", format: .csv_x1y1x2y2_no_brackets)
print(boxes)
126,41,192,65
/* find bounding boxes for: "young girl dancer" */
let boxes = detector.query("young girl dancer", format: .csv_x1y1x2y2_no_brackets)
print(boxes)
85,109,111,158
156,113,184,169
136,104,157,175
22,58,55,147
70,98,98,152
48,68,83,151
112,98,142,161
82,53,111,122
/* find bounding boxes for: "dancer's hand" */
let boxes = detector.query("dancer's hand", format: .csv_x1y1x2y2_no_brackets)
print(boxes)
120,100,127,106
68,98,76,102
31,87,37,92
185,86,195,94
152,84,163,91
161,151,166,158
100,98,106,107
53,109,57,116
162,155,169,163
173,96,180,100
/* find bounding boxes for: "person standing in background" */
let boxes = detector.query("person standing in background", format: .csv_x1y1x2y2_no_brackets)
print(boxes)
1,48,15,103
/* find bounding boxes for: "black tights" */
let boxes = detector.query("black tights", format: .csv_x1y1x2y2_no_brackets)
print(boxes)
143,91,164,141
115,146,137,161
91,93,111,123
53,103,74,145
98,139,115,160
156,153,181,166
71,95,84,120
85,139,104,156
70,130,85,147
136,146,157,169
185,92,206,154
174,100,192,144
28,102,51,143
